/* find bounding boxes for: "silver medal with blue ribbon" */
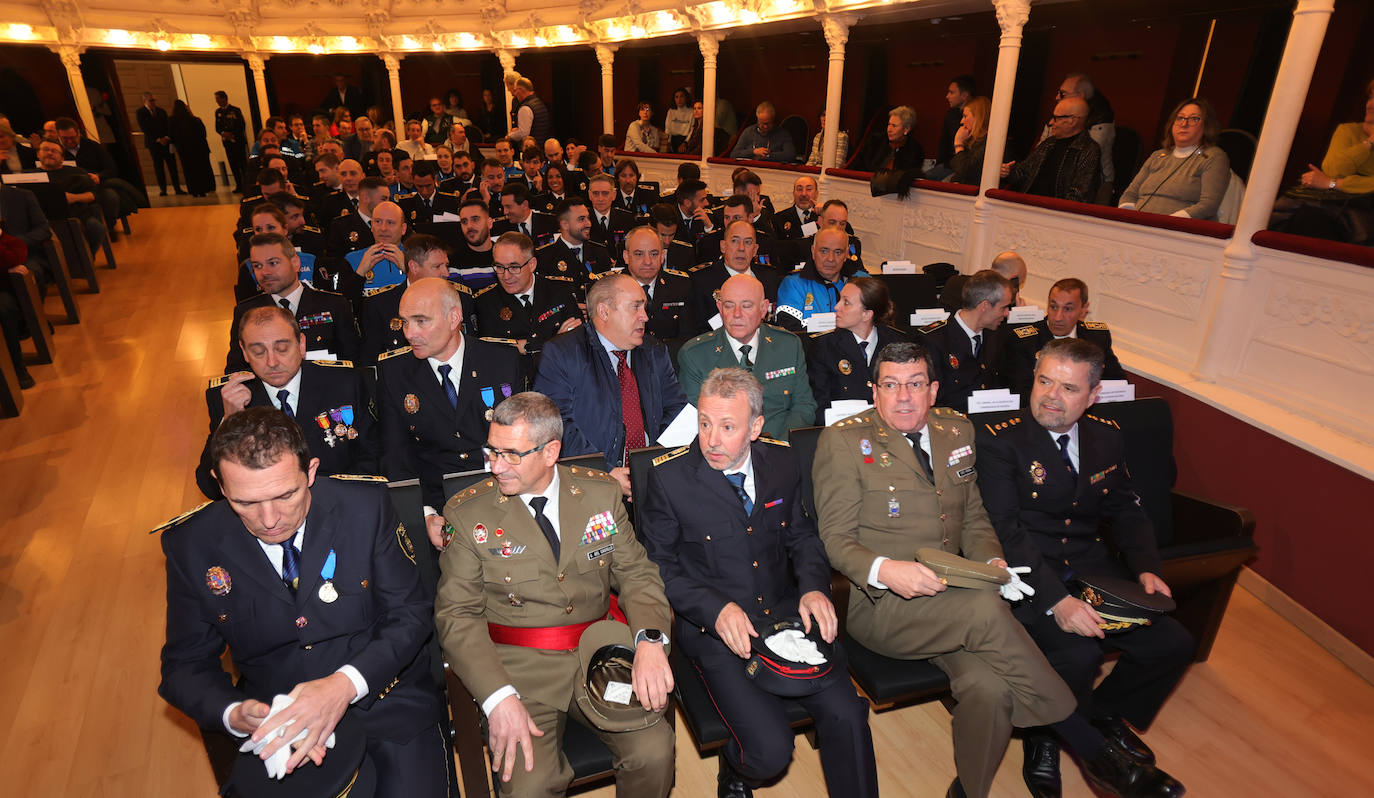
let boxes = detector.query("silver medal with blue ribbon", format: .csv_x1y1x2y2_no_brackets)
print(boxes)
318,549,338,603
481,386,496,421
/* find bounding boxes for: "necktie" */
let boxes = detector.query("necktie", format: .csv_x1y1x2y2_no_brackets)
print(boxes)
350,195,359,210
280,533,301,593
520,222,529,236
278,297,291,312
528,496,560,561
906,432,935,483
971,332,983,358
277,389,293,419
571,246,582,265
725,472,753,515
859,339,870,366
1057,434,1078,480
519,294,532,312
437,364,459,410
642,283,654,304
738,344,753,370
614,350,646,465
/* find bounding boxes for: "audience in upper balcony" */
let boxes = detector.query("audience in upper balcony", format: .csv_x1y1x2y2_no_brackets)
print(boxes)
805,109,849,168
625,101,665,153
678,101,705,155
1300,78,1374,196
1045,72,1116,203
863,105,923,175
730,101,796,162
1118,98,1231,221
663,88,695,152
1002,97,1101,204
939,74,977,168
949,96,991,186
397,119,436,161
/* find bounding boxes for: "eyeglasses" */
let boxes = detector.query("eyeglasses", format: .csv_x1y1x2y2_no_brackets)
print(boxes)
492,260,532,274
876,380,930,394
1055,89,1078,99
1173,115,1204,126
482,440,551,465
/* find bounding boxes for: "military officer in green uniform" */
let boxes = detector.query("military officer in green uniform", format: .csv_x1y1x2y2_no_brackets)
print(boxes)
676,273,816,441
435,391,675,797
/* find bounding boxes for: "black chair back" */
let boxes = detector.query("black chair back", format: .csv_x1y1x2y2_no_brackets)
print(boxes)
627,445,668,530
779,115,810,163
788,426,825,520
1111,126,1143,203
413,221,464,250
1216,128,1258,182
880,273,941,333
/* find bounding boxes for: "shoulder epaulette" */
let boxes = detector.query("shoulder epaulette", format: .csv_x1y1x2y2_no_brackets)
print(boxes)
450,281,472,295
981,415,1022,436
1082,320,1109,330
809,328,835,338
932,407,969,420
663,268,689,278
437,190,459,198
688,262,713,273
1084,413,1120,429
329,473,389,482
364,284,399,297
686,330,716,345
566,465,614,482
479,336,519,345
309,286,345,297
544,274,575,283
588,270,609,281
311,359,354,368
377,346,413,361
670,240,693,249
758,436,790,447
473,284,496,298
238,226,252,235
208,370,253,389
448,478,500,510
1013,324,1041,338
149,501,213,535
335,207,352,218
919,319,948,333
242,194,263,203
535,240,557,251
652,446,690,467
302,225,321,234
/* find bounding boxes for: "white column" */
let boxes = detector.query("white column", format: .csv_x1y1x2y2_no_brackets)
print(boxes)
820,15,855,170
595,44,618,137
967,0,1031,271
246,53,272,126
497,49,518,136
1194,0,1335,379
54,45,100,143
382,53,405,133
698,33,723,165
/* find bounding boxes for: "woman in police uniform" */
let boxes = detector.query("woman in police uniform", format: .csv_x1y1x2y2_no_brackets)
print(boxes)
806,277,908,424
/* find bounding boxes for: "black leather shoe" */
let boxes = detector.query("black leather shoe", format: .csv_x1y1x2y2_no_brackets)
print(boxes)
946,778,967,798
1093,715,1155,765
1022,734,1062,798
1084,740,1185,798
17,370,35,390
717,752,752,798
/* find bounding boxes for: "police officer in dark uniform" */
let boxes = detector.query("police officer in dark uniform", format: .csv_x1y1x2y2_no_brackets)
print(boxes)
639,367,878,798
360,234,475,366
159,408,451,798
587,173,636,259
976,337,1190,798
213,91,248,193
491,182,557,242
688,220,783,335
807,277,909,424
698,195,781,271
398,161,462,226
1003,277,1126,397
375,277,521,539
534,197,615,297
473,231,583,380
197,306,378,499
228,233,362,373
325,177,389,259
233,201,329,302
619,226,695,344
646,203,704,271
771,175,820,245
916,269,1012,413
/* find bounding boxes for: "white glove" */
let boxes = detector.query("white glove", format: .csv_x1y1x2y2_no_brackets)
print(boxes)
999,566,1036,602
238,694,338,780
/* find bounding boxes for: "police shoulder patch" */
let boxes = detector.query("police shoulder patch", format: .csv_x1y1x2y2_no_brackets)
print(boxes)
312,359,354,368
149,501,213,535
1082,320,1109,330
377,346,414,361
207,370,253,389
1013,324,1041,338
652,446,690,467
330,474,389,482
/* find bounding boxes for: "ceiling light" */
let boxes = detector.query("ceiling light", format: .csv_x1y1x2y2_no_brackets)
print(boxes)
8,24,34,40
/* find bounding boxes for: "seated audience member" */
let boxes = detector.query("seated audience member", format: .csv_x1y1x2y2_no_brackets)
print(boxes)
34,139,106,254
542,137,566,170
730,101,797,162
1300,78,1374,195
305,152,343,209
450,195,498,288
0,222,36,388
815,199,865,272
317,158,364,231
1118,98,1230,220
586,173,636,255
1003,277,1125,397
731,170,776,239
689,219,783,333
326,176,387,258
433,144,457,183
939,250,1027,313
696,195,774,268
0,120,37,173
371,147,396,184
615,159,657,214
621,225,695,343
535,197,615,297
976,337,1190,798
441,151,476,195
227,233,361,372
775,227,869,331
398,160,461,226
421,97,452,146
1047,73,1117,201
473,231,582,372
773,176,821,241
237,165,296,225
639,367,879,798
671,178,717,249
397,119,436,161
678,274,815,441
678,100,705,155
446,120,483,166
806,109,849,167
494,181,556,242
161,409,450,798
950,96,992,186
0,182,52,284
493,139,522,181
233,202,325,301
938,75,977,169
388,150,417,199
648,203,703,271
807,277,909,424
467,157,507,220
596,133,618,174
625,102,664,153
863,105,923,174
663,87,694,151
197,306,377,499
520,146,546,189
341,200,408,293
376,277,521,539
541,163,580,209
533,273,688,493
1003,97,1101,204
361,233,475,365
434,391,676,798
54,117,136,235
917,269,1011,413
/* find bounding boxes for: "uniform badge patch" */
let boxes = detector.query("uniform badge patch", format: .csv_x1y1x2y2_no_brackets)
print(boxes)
1029,461,1047,485
404,394,420,414
205,566,232,596
473,523,489,544
499,306,513,321
348,230,359,243
949,354,960,369
837,359,852,375
396,522,417,563
390,317,403,331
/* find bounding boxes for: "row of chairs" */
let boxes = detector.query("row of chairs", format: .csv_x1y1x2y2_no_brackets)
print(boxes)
387,397,1257,795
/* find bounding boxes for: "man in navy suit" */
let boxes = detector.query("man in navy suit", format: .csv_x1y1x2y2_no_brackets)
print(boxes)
534,272,687,496
639,368,877,798
158,407,450,796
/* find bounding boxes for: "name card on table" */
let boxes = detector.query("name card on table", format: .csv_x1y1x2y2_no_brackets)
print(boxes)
656,403,699,447
1,172,50,184
1007,305,1046,324
883,260,917,275
909,308,950,327
1094,380,1136,404
967,388,1020,413
804,312,836,333
432,211,463,222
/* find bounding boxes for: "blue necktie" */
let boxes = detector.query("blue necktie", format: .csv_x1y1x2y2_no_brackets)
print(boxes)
725,472,753,515
280,533,301,593
277,389,293,419
1057,434,1078,480
437,364,459,409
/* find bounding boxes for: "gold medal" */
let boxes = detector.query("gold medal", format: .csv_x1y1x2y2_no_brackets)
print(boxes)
557,260,567,272
404,393,420,414
318,581,338,603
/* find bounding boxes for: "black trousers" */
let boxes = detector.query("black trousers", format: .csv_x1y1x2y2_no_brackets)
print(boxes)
0,290,26,377
365,721,455,798
225,141,248,192
1021,600,1195,729
146,143,181,191
690,643,879,797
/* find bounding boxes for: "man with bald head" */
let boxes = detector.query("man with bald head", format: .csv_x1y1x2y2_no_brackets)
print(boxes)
678,274,816,441
543,138,566,171
688,219,783,334
318,158,364,230
376,276,522,548
343,200,408,292
1002,96,1101,203
534,272,687,495
773,175,821,241
775,226,870,331
941,250,1029,312
621,225,695,343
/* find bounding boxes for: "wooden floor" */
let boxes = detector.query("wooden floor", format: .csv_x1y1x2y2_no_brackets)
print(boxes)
1,203,1371,797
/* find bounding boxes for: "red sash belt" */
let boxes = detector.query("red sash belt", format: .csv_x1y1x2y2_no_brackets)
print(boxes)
487,595,627,650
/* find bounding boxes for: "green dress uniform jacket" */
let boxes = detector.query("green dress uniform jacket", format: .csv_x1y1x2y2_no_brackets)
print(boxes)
677,324,817,441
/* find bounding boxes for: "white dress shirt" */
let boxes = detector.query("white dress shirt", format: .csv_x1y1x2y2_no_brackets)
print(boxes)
725,328,762,367
1047,423,1081,473
724,451,756,505
265,369,304,417
272,282,306,315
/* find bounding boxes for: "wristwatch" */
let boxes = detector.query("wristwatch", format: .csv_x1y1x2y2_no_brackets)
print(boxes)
1330,178,1338,190
636,629,665,645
